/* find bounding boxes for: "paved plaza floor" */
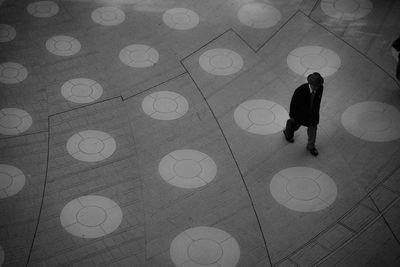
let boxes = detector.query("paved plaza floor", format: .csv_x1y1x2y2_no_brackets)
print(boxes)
1,0,400,266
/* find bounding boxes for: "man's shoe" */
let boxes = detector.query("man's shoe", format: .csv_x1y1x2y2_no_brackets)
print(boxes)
283,130,294,143
308,147,319,156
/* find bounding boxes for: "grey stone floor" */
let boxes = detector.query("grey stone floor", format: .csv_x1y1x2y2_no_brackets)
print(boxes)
1,0,400,266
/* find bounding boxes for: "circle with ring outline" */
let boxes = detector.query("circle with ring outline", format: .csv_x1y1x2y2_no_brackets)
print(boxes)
27,1,59,18
91,6,126,26
0,245,4,266
119,44,159,68
0,164,25,199
0,108,32,136
163,8,200,30
237,3,282,29
287,46,341,77
60,195,123,238
170,226,240,267
61,78,103,104
270,167,337,212
142,91,189,120
66,130,116,162
199,48,243,76
158,149,217,189
0,24,16,43
0,62,28,84
234,99,288,135
341,101,400,142
321,0,373,21
46,35,81,56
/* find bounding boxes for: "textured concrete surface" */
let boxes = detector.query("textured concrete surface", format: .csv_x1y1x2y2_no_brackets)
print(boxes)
1,0,400,266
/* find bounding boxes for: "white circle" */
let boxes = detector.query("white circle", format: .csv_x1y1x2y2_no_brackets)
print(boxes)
158,149,217,189
60,195,122,238
0,24,16,43
287,46,341,77
66,130,116,162
91,6,126,26
170,226,240,267
0,245,3,266
0,108,33,136
142,91,189,120
163,8,199,30
341,101,400,142
321,0,373,20
27,1,59,18
270,167,337,212
119,44,159,68
61,78,103,104
234,99,288,135
237,3,282,29
199,48,244,76
0,164,25,199
0,62,28,84
46,35,81,56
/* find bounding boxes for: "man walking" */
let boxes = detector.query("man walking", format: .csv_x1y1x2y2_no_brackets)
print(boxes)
283,72,324,156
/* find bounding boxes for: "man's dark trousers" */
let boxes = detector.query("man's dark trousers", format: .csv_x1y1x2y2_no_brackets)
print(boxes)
285,118,317,149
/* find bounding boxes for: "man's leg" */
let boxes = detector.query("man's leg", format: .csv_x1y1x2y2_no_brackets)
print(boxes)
284,118,300,142
307,125,318,155
396,53,400,81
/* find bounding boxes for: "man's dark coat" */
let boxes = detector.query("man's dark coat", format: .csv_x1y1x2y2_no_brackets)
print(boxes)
289,83,323,126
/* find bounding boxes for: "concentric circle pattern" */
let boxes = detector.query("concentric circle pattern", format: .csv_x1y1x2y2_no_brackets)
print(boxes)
170,226,240,267
237,3,282,29
287,46,341,77
341,101,400,142
163,8,199,30
46,35,81,56
61,78,103,103
60,195,123,238
159,149,217,189
119,44,159,68
0,24,16,43
66,130,116,162
234,99,288,135
0,108,33,136
321,0,373,20
91,6,126,26
27,1,59,18
199,48,243,76
0,164,25,199
0,62,28,84
270,167,337,212
142,91,189,120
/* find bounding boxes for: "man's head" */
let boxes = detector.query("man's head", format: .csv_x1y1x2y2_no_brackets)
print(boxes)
307,72,324,92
